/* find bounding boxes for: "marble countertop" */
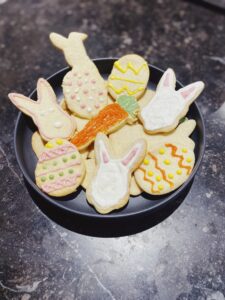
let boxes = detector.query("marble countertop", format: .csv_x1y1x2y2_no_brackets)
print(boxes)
0,0,225,299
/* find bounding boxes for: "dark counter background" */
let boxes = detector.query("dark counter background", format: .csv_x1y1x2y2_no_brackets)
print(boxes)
0,0,225,299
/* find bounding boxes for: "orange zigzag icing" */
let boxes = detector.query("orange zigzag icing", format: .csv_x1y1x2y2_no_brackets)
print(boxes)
165,144,192,175
148,152,174,187
139,167,160,193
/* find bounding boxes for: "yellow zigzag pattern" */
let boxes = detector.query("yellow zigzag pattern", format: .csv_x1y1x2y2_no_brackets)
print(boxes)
114,61,148,75
108,84,145,96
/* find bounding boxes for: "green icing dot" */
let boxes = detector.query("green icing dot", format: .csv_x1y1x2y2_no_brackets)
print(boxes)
42,165,47,169
49,175,54,180
63,157,68,163
116,95,139,119
59,172,64,176
41,177,46,182
53,161,58,166
69,169,74,174
71,154,76,159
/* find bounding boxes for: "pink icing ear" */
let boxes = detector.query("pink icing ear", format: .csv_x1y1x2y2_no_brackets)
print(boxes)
102,150,109,164
121,144,142,170
98,140,110,164
158,68,176,90
163,73,170,87
178,81,204,103
180,86,195,99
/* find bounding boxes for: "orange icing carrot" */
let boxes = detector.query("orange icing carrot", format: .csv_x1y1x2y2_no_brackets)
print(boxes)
71,103,128,149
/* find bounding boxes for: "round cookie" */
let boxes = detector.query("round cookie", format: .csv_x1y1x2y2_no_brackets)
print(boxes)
108,54,150,100
62,66,108,119
35,138,85,197
135,142,195,195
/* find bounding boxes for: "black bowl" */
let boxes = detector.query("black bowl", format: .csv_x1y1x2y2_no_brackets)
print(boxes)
14,59,205,237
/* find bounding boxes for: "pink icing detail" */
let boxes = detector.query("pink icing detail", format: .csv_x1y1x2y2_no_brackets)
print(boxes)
98,91,103,96
102,151,109,164
38,161,81,177
122,147,138,166
71,95,76,100
39,145,77,162
83,90,88,95
41,174,82,193
91,79,96,84
78,81,82,87
163,73,170,87
95,103,100,109
85,72,89,76
64,82,72,86
181,86,195,99
80,104,86,109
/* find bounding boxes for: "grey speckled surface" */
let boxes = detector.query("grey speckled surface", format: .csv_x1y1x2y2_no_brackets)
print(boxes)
0,0,225,299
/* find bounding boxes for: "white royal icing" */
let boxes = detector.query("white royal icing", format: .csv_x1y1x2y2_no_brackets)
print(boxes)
54,121,63,128
141,88,186,131
92,161,129,208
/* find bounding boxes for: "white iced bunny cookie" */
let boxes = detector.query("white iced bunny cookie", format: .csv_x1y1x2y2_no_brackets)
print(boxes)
135,120,196,195
108,54,150,100
139,68,204,133
50,32,108,119
8,79,76,141
86,133,147,214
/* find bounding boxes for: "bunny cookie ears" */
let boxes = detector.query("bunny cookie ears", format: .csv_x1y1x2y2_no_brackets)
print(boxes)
139,68,204,133
86,133,147,214
8,79,76,141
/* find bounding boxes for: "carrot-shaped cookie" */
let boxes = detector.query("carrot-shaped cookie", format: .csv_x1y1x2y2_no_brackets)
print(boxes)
71,95,139,150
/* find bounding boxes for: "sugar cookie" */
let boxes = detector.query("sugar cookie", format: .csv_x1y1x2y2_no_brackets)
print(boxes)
86,133,146,214
50,32,108,119
71,95,139,150
135,120,196,195
35,138,85,197
8,79,76,141
139,68,204,133
108,54,150,100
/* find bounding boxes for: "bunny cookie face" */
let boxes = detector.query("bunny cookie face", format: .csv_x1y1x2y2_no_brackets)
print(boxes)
8,79,76,141
108,54,150,100
50,32,108,119
86,133,146,214
135,142,195,195
139,68,204,133
35,138,85,197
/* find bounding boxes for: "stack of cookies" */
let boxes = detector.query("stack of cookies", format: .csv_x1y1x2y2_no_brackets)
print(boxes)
8,32,205,214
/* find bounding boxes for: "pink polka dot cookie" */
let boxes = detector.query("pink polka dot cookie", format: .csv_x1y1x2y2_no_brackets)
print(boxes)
62,67,108,119
50,32,108,119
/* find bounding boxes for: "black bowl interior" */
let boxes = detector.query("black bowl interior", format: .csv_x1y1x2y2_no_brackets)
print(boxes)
14,59,205,221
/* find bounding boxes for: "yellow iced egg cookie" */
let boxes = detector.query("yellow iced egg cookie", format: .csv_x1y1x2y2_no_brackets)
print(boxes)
135,142,195,195
35,139,85,197
108,54,150,100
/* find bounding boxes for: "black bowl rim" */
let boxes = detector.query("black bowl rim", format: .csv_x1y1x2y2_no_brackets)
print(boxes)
14,58,206,220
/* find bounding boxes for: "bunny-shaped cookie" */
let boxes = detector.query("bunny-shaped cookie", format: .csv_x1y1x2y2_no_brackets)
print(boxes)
86,133,147,214
8,78,76,141
50,32,108,119
135,120,197,195
139,68,204,133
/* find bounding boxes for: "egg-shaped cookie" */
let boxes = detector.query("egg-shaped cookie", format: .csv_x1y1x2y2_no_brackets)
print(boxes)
108,54,150,100
35,138,85,197
135,142,195,195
